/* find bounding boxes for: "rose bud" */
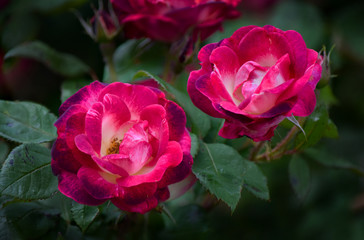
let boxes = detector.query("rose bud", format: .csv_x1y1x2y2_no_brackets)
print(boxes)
51,81,195,214
75,1,120,42
91,10,119,41
110,0,241,43
188,25,322,141
317,45,334,88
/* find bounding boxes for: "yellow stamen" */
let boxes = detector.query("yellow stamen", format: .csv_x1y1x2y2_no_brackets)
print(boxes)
107,137,122,155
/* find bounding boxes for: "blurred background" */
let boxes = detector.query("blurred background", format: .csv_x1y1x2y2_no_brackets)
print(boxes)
1,0,364,239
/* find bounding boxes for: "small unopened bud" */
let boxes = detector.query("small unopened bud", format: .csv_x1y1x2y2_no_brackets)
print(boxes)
74,0,120,42
317,45,336,88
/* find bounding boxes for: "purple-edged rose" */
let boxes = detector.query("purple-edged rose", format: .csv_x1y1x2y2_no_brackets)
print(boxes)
52,81,195,214
188,25,322,141
110,0,241,42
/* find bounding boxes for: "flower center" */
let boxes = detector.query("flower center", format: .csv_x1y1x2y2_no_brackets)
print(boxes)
106,137,122,155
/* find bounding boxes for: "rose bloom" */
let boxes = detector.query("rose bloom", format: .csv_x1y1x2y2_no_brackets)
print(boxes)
188,25,322,141
51,81,195,214
110,0,241,42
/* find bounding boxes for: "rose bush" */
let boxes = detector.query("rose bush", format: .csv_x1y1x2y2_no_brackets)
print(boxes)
51,81,195,214
110,0,241,42
188,25,322,141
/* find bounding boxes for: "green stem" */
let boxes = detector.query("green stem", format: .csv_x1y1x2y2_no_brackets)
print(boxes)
100,42,117,83
256,117,306,161
162,51,175,83
160,204,176,225
250,141,265,161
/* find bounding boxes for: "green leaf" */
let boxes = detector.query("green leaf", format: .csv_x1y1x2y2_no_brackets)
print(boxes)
241,160,270,200
0,100,57,143
304,148,364,176
133,70,211,137
0,217,16,240
323,119,339,139
0,141,9,167
319,85,339,106
289,155,311,200
0,144,58,200
192,142,245,211
108,40,165,83
5,41,90,77
61,79,91,103
203,118,226,144
295,104,329,150
71,202,99,232
11,209,56,239
60,195,73,223
190,133,199,158
2,201,58,239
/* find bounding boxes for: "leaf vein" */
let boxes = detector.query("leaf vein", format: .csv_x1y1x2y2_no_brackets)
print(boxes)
1,162,51,193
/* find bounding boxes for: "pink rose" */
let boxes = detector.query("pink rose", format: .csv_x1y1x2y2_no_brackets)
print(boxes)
187,25,322,141
110,0,241,42
51,81,195,214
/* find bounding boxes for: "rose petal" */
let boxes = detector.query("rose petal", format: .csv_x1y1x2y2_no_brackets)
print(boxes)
238,26,290,67
197,43,219,70
284,30,308,78
195,71,234,106
100,94,132,156
225,25,256,50
64,111,86,149
52,138,82,174
291,85,317,117
209,45,240,97
58,171,105,205
59,81,105,115
233,61,267,102
178,130,192,154
188,72,225,118
168,172,196,200
117,141,183,187
78,167,118,199
219,115,286,141
75,134,97,156
255,53,291,92
102,93,131,126
122,183,158,205
98,83,159,118
111,196,158,214
85,102,104,154
164,101,186,142
156,187,170,202
242,91,278,115
140,104,166,139
114,142,153,175
158,153,193,188
278,63,317,102
55,104,86,134
122,14,183,42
